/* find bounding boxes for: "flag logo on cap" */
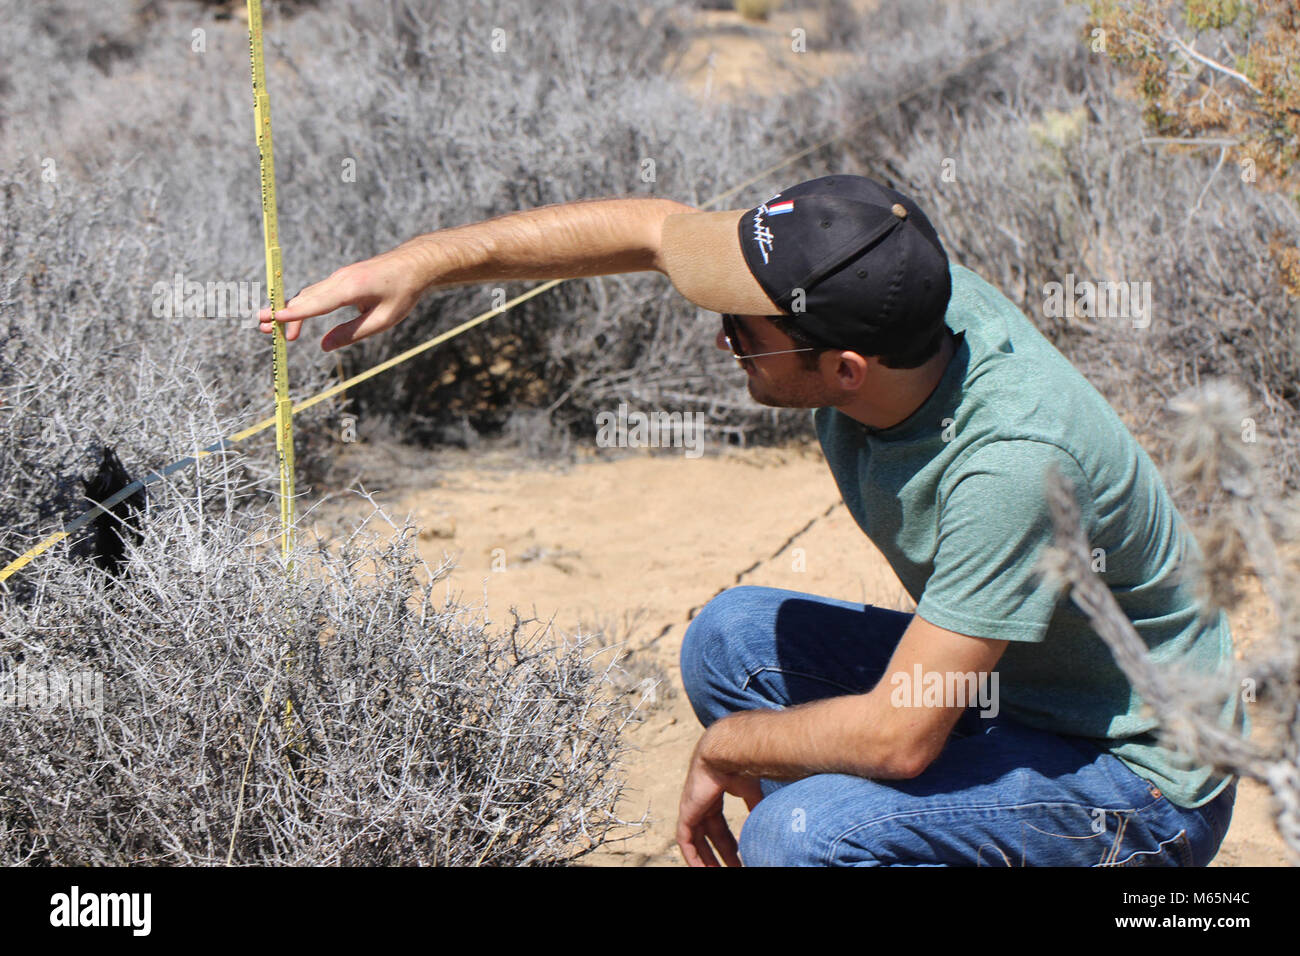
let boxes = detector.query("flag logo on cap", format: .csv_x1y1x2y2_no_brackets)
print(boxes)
750,197,796,264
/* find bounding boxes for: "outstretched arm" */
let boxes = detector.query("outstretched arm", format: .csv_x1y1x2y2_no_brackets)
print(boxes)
257,196,697,351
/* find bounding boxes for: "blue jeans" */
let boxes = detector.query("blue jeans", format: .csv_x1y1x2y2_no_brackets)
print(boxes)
679,585,1236,867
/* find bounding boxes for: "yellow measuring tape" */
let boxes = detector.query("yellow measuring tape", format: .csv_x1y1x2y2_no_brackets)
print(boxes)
248,0,296,569
0,2,1056,586
246,0,304,818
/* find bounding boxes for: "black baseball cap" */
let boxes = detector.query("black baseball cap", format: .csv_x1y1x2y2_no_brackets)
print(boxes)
660,174,952,359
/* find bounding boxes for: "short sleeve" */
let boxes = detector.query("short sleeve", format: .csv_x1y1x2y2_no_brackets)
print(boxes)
915,440,1095,643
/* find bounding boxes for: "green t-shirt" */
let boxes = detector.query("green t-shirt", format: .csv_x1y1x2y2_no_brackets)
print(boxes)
814,263,1243,809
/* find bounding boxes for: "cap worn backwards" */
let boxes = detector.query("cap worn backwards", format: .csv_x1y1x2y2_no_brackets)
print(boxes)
657,174,952,361
736,175,952,358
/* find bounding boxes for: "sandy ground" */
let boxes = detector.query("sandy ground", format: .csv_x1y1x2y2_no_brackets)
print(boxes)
306,437,1291,867
672,3,872,101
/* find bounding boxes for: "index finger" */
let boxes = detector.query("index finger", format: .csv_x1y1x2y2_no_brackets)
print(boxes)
703,813,742,867
257,276,355,324
677,822,721,867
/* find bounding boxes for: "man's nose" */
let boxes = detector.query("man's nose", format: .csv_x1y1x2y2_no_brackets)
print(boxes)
715,328,728,351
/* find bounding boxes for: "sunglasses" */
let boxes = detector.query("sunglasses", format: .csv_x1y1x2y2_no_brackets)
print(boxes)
721,313,816,363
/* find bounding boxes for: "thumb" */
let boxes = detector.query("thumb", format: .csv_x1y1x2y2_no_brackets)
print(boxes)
321,301,405,352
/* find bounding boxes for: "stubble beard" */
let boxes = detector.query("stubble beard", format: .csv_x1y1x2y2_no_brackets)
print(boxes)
744,364,837,409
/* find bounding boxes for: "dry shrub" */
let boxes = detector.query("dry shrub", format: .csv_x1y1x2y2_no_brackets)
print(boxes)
0,476,638,865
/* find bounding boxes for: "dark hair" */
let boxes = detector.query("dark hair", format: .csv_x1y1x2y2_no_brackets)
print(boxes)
876,323,950,369
769,315,949,370
766,314,829,369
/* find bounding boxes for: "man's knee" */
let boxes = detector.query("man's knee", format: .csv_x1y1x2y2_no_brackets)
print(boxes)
737,776,881,867
679,586,770,726
738,798,819,867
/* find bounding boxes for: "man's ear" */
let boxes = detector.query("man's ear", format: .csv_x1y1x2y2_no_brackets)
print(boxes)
826,349,871,390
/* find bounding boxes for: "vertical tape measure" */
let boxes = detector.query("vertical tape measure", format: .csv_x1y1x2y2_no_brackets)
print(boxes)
246,0,303,779
247,0,296,569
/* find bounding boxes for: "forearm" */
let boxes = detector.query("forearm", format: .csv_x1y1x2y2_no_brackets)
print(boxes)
699,691,933,782
397,196,697,291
